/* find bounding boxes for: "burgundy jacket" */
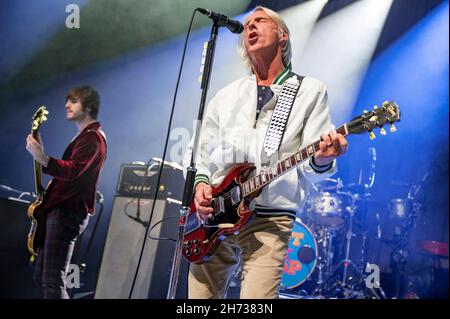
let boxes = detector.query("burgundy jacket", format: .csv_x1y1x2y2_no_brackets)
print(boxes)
43,122,107,215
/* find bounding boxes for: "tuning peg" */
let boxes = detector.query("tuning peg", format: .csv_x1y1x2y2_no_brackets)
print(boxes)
373,105,378,110
380,127,387,136
33,120,39,126
369,131,376,140
363,110,369,114
382,101,389,106
198,75,203,83
43,110,49,115
41,115,47,122
390,124,397,133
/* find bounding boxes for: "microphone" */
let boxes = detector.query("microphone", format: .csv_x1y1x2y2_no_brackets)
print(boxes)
198,8,244,34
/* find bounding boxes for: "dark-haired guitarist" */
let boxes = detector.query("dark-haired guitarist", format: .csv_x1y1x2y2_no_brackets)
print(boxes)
25,85,107,299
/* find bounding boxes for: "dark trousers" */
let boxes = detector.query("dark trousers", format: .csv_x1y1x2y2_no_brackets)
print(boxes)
33,207,89,299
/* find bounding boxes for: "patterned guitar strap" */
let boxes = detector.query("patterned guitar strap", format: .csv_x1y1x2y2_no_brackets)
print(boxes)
263,73,303,160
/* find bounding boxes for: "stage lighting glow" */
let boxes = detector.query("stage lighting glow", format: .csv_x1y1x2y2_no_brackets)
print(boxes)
283,0,328,65
295,0,394,125
210,1,328,96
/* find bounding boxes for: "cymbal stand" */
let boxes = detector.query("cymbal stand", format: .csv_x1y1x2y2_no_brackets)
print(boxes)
341,205,356,287
312,204,358,297
311,226,336,296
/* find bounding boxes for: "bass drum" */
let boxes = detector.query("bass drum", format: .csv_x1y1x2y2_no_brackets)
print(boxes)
281,218,318,289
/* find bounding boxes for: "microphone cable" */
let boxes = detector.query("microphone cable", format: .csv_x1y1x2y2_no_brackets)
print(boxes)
127,8,200,299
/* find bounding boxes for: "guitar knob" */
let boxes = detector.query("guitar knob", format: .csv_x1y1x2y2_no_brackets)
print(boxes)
193,248,201,255
185,249,192,257
193,239,200,245
184,240,192,248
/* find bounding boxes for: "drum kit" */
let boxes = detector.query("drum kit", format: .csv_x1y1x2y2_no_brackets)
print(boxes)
280,177,383,299
278,163,441,299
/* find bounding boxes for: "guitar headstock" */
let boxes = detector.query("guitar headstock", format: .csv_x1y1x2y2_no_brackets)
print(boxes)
31,106,49,132
347,101,401,139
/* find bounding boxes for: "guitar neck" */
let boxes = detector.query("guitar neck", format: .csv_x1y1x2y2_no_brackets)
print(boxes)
241,125,348,197
32,131,45,196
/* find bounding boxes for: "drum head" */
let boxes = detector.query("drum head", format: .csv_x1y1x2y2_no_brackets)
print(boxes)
306,192,352,228
281,218,318,289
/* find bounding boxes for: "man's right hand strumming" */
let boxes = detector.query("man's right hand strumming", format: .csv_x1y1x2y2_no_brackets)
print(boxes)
194,183,214,222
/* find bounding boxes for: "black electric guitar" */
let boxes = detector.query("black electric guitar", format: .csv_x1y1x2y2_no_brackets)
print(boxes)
27,106,50,260
183,101,401,264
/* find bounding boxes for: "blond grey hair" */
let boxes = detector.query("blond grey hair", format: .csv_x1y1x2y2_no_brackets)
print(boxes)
237,6,292,70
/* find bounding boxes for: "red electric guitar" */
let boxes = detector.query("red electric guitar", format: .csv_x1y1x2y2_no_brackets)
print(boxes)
183,101,401,264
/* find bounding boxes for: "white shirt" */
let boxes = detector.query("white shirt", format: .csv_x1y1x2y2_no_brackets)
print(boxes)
183,72,337,216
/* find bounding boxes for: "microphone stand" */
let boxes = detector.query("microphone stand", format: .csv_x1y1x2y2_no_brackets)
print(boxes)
166,21,220,299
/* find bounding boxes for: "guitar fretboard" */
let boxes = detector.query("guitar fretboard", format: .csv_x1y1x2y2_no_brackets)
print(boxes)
32,131,45,196
241,125,347,197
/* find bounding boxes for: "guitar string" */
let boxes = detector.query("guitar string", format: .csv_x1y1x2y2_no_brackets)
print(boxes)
209,140,321,206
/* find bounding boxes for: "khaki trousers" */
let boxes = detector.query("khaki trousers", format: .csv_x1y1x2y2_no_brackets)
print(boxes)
188,215,294,299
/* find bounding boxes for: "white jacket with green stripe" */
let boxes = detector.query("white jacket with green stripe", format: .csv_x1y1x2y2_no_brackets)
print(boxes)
183,70,337,217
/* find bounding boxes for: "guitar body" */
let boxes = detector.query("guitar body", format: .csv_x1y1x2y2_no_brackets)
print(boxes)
183,163,259,264
27,195,47,257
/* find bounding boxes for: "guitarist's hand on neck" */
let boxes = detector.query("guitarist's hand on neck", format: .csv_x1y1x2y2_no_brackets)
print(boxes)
26,134,49,168
313,130,348,167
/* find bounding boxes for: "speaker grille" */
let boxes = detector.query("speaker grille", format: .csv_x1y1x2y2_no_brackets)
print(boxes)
94,196,187,298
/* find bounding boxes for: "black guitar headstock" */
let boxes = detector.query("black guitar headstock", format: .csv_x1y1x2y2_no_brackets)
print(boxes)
31,106,49,133
347,101,401,139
